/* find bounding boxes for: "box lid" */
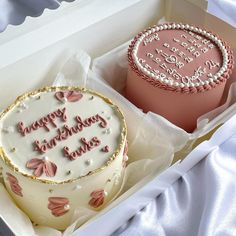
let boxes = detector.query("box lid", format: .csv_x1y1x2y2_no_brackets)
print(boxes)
0,0,143,70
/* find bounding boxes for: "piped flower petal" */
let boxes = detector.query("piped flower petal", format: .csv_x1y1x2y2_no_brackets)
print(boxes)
66,91,83,102
122,141,129,167
44,161,57,177
26,158,43,169
33,163,44,177
48,197,69,205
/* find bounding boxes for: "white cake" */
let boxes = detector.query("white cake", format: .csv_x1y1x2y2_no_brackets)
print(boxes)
0,86,128,230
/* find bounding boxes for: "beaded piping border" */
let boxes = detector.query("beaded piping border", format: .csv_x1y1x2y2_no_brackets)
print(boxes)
128,23,234,93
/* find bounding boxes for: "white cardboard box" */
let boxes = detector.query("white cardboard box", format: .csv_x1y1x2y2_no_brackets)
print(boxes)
0,0,235,235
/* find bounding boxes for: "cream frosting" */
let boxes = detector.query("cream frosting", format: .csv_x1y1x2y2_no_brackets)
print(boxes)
0,87,125,182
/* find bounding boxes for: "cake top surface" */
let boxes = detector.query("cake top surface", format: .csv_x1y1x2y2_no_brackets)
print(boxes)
0,87,126,183
129,23,233,92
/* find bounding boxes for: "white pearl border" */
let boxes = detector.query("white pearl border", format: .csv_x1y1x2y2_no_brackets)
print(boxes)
132,23,229,88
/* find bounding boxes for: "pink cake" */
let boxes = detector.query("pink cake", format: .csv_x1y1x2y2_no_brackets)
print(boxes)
126,23,234,132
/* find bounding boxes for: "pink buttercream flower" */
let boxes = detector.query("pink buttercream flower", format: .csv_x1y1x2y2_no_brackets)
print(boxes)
26,158,57,177
6,173,23,197
55,90,83,103
89,189,106,208
48,197,70,217
122,141,128,168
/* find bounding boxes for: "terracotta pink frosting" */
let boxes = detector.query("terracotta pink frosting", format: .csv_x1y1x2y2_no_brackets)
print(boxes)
26,158,57,177
55,90,83,103
48,197,70,217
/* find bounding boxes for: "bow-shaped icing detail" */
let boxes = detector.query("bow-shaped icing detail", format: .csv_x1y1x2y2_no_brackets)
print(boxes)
55,90,83,103
48,197,70,217
26,158,57,177
89,189,106,208
6,173,23,197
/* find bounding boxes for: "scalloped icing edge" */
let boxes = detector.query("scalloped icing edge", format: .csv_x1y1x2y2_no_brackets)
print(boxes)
128,23,234,94
1,0,78,34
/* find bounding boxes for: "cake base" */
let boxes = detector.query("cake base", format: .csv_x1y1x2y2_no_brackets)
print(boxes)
0,86,128,230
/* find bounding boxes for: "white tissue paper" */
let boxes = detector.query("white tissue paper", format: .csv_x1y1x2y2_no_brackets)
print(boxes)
0,18,235,234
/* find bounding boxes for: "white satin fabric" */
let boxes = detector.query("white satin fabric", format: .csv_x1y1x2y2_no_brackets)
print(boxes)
112,126,236,236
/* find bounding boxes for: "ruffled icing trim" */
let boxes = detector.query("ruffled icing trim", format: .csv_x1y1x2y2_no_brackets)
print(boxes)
128,23,234,94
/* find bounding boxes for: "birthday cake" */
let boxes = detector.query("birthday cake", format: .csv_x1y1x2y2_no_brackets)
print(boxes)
0,86,128,230
126,23,234,132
